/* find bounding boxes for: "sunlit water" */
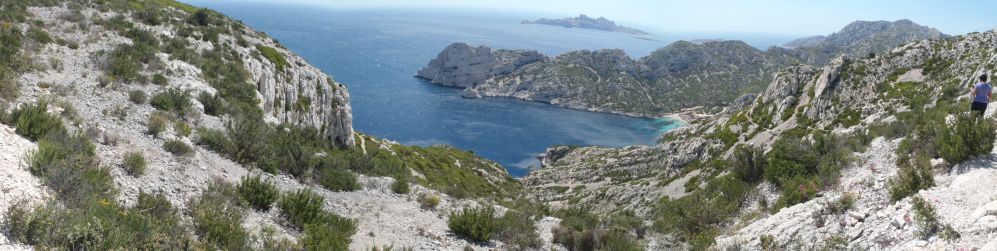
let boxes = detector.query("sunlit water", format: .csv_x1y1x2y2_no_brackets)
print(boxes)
184,1,795,176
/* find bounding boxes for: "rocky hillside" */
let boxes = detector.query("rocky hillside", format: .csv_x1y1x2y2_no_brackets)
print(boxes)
419,20,943,118
419,40,795,117
0,1,554,250
523,24,997,249
790,19,947,65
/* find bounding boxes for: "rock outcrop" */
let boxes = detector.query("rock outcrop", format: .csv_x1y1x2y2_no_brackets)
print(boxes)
240,40,355,149
415,43,544,88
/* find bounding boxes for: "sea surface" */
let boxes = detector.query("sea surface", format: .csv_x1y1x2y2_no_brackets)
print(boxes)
183,1,795,176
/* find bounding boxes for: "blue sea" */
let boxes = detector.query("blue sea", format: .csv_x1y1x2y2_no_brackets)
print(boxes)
182,1,796,176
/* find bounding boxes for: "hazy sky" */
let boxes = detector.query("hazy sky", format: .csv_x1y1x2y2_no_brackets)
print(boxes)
231,0,996,36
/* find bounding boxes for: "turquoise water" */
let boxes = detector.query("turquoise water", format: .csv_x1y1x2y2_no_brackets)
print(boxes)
183,2,788,176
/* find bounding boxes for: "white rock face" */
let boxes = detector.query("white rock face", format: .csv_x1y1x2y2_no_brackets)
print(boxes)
238,36,355,149
415,43,545,88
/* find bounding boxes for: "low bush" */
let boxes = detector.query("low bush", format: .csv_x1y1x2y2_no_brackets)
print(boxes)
256,44,287,71
121,151,146,176
0,66,18,101
654,175,750,249
317,168,360,192
237,175,279,210
390,177,410,194
492,210,541,249
195,126,230,153
152,73,167,85
301,221,352,251
910,196,958,240
163,139,193,156
731,145,765,183
936,115,996,164
448,206,495,242
174,121,192,137
150,87,192,115
147,112,167,136
418,193,441,209
279,189,326,229
9,101,65,141
128,90,146,104
889,153,935,201
135,191,175,218
198,91,225,116
190,181,248,250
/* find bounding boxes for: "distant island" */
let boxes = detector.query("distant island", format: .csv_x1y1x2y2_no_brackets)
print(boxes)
522,14,650,35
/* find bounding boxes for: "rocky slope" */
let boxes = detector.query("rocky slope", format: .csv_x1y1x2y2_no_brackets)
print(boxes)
523,25,997,249
419,20,943,118
0,1,551,250
790,19,947,65
420,40,795,117
522,14,650,35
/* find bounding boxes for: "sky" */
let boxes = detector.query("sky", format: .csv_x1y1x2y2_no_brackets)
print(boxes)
231,0,997,36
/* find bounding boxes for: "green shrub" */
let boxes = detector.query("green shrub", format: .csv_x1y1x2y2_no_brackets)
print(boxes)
492,210,540,249
706,127,738,148
152,73,167,85
121,151,146,176
279,189,326,229
27,27,53,44
301,221,352,251
195,127,230,153
888,154,934,201
256,44,287,71
31,132,113,208
936,115,996,164
190,181,248,250
163,139,193,156
105,43,155,83
226,115,271,165
147,112,167,136
448,206,496,242
174,121,192,137
9,101,65,141
198,91,225,116
731,145,765,183
135,191,175,218
0,66,18,101
237,175,279,210
317,168,360,192
150,87,192,115
654,175,750,249
390,177,410,194
128,90,146,104
418,193,441,209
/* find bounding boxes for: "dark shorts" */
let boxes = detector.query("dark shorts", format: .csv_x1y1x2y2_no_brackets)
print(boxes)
971,101,988,115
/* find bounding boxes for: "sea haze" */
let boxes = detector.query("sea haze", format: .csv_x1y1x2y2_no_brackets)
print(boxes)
182,1,794,176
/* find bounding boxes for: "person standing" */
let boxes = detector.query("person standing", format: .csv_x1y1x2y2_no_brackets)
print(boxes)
971,74,991,116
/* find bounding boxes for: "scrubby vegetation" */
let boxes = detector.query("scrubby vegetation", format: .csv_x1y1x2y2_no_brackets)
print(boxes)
237,174,279,210
190,181,249,250
150,87,193,115
553,207,644,251
911,196,960,240
163,138,193,156
128,90,147,104
448,206,496,242
256,44,287,71
317,167,360,192
279,189,357,249
2,99,192,249
147,111,168,136
121,151,147,176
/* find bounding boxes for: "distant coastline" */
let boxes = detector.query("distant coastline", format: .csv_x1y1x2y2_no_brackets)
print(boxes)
522,14,650,35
